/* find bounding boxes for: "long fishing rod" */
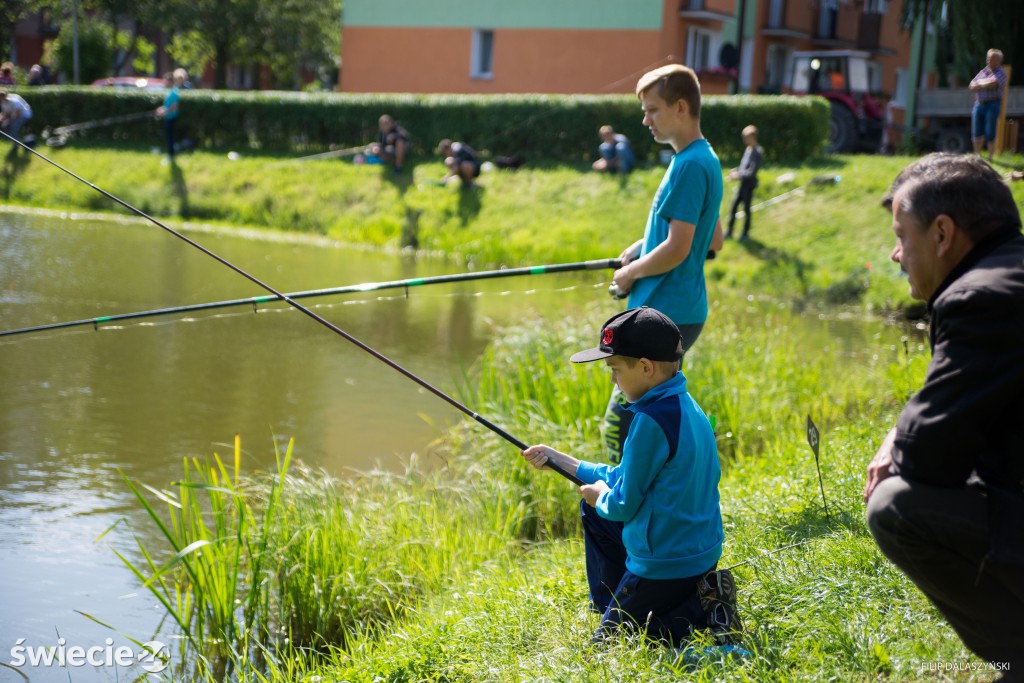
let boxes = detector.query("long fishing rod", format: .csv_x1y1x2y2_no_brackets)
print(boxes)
0,130,585,485
44,111,157,148
0,260,620,339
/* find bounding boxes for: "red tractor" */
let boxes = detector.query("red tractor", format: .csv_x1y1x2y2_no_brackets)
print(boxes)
790,50,885,153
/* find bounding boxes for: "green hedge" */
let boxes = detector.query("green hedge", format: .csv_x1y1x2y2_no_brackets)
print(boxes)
18,87,829,162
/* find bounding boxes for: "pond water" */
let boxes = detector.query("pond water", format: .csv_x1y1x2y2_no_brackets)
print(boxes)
0,209,625,681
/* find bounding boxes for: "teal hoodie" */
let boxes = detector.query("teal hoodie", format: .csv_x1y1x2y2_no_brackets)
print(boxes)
576,372,723,579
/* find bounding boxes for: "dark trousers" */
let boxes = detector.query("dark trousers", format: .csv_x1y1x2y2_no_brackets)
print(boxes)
602,322,703,463
581,500,709,646
727,181,755,238
163,117,177,158
867,476,1024,671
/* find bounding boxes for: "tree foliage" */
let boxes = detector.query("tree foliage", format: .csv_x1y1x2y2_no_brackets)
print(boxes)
904,0,1024,82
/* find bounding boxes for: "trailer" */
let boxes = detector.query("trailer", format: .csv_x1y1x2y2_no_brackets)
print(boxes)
917,86,1024,153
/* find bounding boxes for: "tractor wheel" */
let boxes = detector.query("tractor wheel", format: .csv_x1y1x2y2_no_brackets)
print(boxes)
826,102,857,153
936,127,972,154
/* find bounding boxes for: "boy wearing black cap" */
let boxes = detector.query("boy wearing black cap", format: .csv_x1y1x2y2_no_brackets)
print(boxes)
522,307,727,646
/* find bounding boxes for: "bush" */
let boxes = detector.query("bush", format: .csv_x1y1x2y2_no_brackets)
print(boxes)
24,89,829,162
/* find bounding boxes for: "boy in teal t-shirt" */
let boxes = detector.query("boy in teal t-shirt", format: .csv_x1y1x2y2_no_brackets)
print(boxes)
605,64,724,463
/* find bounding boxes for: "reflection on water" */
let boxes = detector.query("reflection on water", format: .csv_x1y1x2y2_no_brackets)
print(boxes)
0,210,619,681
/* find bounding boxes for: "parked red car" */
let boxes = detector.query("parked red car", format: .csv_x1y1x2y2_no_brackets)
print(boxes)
90,76,167,90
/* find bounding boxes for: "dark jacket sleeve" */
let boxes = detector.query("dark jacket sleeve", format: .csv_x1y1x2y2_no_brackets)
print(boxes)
892,282,1024,486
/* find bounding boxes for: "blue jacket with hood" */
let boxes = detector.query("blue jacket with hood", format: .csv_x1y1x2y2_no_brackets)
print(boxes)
576,372,723,579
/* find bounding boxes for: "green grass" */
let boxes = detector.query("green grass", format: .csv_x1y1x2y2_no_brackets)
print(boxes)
6,145,1023,312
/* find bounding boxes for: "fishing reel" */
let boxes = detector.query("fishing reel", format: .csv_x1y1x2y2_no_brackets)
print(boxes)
608,283,629,300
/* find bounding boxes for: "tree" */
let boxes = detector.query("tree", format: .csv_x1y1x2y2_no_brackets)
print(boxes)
161,0,341,89
256,0,342,90
904,0,1024,82
50,15,115,83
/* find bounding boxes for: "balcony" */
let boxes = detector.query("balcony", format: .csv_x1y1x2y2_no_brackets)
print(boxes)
678,0,733,23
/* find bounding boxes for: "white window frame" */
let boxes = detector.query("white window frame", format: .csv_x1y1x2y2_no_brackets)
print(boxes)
686,26,721,73
471,29,494,80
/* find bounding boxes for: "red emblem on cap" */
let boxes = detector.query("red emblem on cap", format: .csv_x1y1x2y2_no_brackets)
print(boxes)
602,328,614,345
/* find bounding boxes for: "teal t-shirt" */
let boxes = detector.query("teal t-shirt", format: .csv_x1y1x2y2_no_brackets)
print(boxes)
162,87,180,121
627,138,723,324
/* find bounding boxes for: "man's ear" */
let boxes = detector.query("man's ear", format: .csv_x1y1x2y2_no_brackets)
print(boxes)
932,214,959,258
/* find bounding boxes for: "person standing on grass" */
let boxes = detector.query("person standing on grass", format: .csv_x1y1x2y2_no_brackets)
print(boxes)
864,153,1024,675
522,307,736,647
725,125,763,242
156,68,187,163
605,64,724,463
969,48,1007,160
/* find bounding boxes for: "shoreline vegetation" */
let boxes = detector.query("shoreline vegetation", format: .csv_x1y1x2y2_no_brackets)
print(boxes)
7,147,1022,680
9,144,1020,314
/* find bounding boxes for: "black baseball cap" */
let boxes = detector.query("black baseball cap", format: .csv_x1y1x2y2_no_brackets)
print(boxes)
570,307,682,363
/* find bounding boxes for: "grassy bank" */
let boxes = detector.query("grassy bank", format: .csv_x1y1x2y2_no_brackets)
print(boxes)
7,145,1021,312
119,298,988,682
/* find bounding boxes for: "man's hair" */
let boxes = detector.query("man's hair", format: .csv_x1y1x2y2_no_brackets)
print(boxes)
882,153,1021,241
742,125,758,138
988,48,1004,61
636,64,701,119
599,125,614,136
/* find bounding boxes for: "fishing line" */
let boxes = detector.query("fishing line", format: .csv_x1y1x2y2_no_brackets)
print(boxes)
0,130,585,485
44,111,157,148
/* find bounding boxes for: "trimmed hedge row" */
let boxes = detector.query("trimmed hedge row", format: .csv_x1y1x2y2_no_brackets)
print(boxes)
18,87,829,162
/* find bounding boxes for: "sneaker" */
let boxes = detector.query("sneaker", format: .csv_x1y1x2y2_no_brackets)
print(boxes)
697,568,742,645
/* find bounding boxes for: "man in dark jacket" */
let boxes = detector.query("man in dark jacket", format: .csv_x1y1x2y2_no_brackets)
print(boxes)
865,153,1024,674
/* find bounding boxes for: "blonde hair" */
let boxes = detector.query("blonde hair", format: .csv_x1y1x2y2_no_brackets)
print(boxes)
742,125,758,138
636,64,702,119
599,125,614,136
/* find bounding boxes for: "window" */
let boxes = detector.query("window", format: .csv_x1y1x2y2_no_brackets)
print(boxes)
471,29,494,79
892,68,907,106
768,0,785,28
866,62,883,93
765,44,793,89
864,0,889,14
686,27,721,73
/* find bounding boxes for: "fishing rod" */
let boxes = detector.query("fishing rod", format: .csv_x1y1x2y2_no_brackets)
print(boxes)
290,145,365,162
44,111,157,148
0,130,586,486
0,259,621,339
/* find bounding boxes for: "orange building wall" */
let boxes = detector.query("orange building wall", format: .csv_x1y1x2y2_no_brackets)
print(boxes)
341,27,668,94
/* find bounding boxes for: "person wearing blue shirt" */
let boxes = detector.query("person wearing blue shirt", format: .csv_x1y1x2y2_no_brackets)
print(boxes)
592,125,635,174
604,64,724,463
156,68,187,163
523,307,731,646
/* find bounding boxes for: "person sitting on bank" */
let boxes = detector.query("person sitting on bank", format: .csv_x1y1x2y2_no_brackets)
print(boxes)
522,307,735,647
437,138,481,188
367,114,409,174
0,88,33,153
592,125,635,174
